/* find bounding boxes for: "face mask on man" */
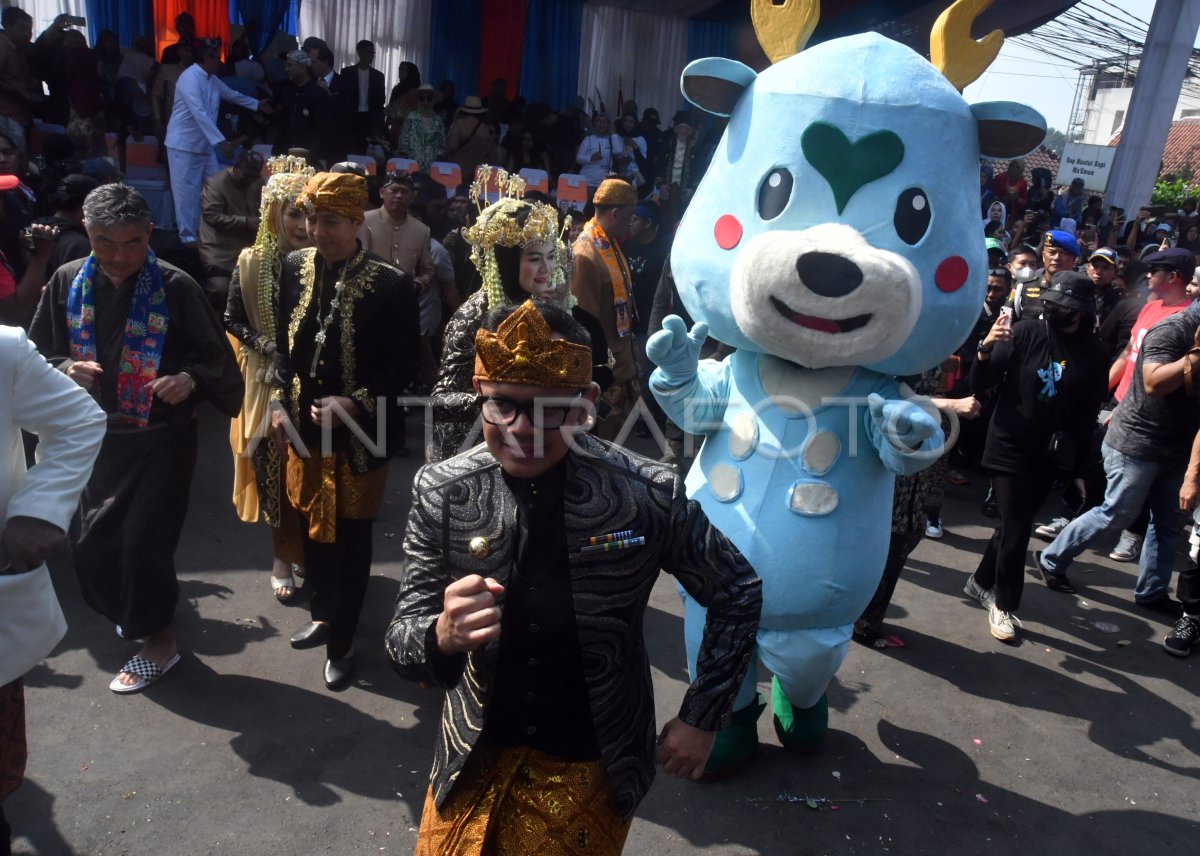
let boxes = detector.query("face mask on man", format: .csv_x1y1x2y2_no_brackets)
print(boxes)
1044,304,1079,330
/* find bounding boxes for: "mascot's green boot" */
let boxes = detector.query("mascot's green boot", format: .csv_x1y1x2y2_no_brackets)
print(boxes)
771,677,828,750
700,694,766,780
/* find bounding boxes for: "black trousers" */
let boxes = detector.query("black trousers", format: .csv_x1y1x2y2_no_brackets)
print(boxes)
74,423,197,639
1178,562,1200,615
973,467,1059,612
857,527,925,634
302,518,374,659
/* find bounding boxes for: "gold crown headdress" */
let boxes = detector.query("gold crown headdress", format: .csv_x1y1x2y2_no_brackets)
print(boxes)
246,155,316,345
464,166,572,309
474,300,592,388
257,155,315,241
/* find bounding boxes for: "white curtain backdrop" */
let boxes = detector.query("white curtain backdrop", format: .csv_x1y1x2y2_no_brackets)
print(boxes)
299,0,431,95
578,3,688,121
16,0,87,41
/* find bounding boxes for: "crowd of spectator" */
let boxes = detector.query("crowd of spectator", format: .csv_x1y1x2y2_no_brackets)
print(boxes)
4,7,1200,850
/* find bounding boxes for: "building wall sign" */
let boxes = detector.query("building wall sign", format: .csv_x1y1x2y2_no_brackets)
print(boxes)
1056,143,1117,191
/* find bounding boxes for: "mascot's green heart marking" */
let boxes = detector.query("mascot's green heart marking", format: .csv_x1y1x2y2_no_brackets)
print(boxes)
801,123,905,214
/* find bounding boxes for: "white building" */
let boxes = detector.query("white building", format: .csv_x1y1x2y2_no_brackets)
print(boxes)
1074,59,1200,145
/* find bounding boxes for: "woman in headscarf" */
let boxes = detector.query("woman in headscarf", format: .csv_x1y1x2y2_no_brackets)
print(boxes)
224,156,315,603
429,168,609,462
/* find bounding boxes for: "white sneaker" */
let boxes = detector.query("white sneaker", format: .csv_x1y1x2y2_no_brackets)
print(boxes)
964,577,996,609
1109,531,1143,562
988,605,1022,642
925,521,944,539
1035,517,1070,539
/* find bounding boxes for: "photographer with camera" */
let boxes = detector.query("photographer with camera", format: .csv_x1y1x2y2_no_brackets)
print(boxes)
0,172,64,327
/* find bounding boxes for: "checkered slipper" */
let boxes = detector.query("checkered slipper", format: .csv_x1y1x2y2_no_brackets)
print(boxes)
110,653,181,694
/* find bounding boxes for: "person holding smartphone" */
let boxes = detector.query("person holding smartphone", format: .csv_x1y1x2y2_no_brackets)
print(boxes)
965,272,1109,642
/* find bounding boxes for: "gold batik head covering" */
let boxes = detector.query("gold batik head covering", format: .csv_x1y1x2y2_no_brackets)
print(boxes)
474,300,592,388
464,166,572,309
296,171,369,220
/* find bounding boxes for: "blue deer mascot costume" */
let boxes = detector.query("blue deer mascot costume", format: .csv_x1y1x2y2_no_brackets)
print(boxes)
648,0,1047,775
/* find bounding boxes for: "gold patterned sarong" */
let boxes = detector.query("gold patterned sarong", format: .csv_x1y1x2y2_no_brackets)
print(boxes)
285,449,388,543
415,747,631,856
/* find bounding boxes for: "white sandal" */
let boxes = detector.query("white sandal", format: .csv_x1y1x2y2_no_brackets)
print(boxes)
271,574,297,602
110,653,180,694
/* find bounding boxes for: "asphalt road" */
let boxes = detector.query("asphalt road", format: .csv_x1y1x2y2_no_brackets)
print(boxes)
7,410,1200,855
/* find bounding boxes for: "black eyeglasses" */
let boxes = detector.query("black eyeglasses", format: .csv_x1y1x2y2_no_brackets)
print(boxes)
987,267,1011,278
478,392,584,428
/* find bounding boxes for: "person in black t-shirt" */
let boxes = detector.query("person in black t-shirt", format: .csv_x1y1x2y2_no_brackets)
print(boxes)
1037,253,1199,616
965,272,1109,642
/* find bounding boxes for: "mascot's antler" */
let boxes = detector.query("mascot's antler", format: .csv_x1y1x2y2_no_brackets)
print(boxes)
931,0,1004,91
751,0,820,64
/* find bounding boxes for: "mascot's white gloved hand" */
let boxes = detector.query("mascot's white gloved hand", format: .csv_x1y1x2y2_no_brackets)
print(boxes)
867,392,940,451
647,315,709,388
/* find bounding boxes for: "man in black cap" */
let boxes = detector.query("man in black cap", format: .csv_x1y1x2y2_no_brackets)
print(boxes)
967,271,1110,642
1036,248,1199,617
1090,246,1142,360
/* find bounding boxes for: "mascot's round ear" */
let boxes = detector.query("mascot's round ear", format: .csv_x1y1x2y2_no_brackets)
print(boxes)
973,101,1047,158
681,57,758,118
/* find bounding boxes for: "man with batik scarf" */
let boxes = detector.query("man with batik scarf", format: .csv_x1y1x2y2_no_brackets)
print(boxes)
269,171,420,690
571,178,640,441
388,299,761,855
29,182,243,694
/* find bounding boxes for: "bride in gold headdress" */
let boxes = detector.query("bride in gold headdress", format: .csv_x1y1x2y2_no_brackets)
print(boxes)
428,168,609,463
224,155,315,603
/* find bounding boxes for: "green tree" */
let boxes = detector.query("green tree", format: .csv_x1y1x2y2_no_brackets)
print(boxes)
1152,164,1198,210
1042,127,1068,157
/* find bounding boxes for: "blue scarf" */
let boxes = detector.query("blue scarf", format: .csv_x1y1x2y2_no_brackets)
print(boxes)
66,251,169,427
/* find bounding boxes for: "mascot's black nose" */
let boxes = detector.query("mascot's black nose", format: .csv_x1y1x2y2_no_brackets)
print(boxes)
796,252,864,298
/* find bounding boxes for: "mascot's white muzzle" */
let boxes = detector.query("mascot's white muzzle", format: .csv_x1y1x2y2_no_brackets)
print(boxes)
730,223,922,369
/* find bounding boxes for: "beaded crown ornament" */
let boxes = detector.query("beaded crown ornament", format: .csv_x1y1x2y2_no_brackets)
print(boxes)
464,166,572,309
256,155,315,244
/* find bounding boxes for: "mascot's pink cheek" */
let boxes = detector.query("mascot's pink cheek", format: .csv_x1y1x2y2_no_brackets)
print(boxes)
935,256,969,293
714,215,743,250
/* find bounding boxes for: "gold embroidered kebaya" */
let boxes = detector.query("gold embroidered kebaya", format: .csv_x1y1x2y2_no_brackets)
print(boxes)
474,300,592,388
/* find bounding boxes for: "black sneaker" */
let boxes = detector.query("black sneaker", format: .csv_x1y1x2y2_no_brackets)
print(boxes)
1163,615,1200,657
1136,593,1184,620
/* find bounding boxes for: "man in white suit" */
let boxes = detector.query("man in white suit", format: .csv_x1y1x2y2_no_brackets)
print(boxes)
0,326,105,852
164,40,271,246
